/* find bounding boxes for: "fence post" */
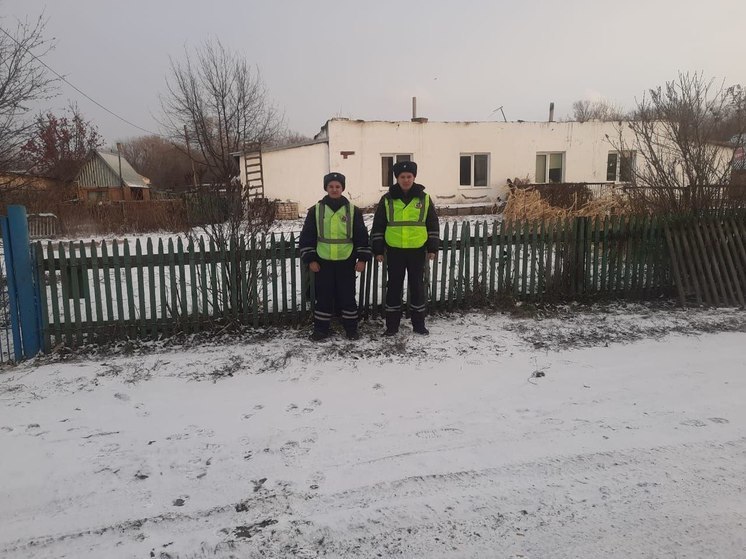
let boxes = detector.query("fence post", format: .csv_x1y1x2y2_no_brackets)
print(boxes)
4,206,42,358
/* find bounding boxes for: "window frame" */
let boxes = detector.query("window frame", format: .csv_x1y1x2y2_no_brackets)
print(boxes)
380,153,413,189
535,152,565,184
606,150,636,182
459,153,490,188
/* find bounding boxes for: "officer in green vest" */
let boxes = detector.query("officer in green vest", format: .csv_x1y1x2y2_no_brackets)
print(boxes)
371,161,440,335
299,172,371,341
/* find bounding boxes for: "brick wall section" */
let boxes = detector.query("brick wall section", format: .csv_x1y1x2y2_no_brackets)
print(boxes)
274,201,300,220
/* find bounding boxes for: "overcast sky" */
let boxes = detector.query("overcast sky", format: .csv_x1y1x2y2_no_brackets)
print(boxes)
3,0,745,144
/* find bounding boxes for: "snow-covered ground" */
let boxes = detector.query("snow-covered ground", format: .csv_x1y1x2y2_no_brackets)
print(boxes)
1,304,745,559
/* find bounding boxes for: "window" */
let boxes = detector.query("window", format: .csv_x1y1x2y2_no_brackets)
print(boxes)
535,152,565,183
607,151,635,182
86,190,108,202
459,153,490,187
381,153,412,187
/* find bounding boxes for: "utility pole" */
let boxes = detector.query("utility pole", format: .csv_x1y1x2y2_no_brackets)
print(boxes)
116,142,124,187
183,125,199,189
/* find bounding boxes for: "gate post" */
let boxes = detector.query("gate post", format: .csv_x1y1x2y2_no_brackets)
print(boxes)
6,206,42,358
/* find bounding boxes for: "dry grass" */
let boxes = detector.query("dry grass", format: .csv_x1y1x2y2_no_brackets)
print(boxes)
503,187,630,222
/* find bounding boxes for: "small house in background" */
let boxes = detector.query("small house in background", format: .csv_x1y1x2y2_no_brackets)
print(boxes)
75,150,151,202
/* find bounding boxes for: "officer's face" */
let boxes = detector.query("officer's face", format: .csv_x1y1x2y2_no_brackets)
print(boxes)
325,181,344,199
397,172,415,191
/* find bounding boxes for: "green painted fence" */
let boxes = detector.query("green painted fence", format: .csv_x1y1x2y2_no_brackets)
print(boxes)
33,215,677,348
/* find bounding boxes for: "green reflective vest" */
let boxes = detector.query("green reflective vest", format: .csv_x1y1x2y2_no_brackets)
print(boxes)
315,202,354,260
384,194,430,248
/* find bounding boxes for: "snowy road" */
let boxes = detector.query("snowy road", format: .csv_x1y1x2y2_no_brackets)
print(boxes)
1,306,745,558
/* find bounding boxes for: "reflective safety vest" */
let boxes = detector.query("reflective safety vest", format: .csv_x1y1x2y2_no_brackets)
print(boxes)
384,194,430,248
315,202,354,260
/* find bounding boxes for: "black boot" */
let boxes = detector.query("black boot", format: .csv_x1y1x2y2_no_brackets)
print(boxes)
411,312,429,335
384,313,400,336
310,329,329,342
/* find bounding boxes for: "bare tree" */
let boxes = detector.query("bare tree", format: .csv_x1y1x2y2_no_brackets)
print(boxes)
160,39,283,189
0,14,57,186
614,72,746,212
159,39,283,319
571,99,626,122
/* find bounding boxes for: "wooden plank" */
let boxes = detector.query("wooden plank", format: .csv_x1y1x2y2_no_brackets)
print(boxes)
280,234,288,319
725,218,746,293
250,236,260,327
68,241,82,345
431,228,440,306
147,238,157,338
101,242,114,338
46,241,61,346
239,237,250,325
622,215,634,296
663,223,688,307
488,221,498,297
158,239,168,336
289,233,298,324
77,241,94,342
439,224,449,307
714,219,744,306
135,240,146,337
456,222,467,305
520,219,529,298
678,221,705,305
481,220,489,297
701,218,734,306
691,219,718,305
209,239,219,319
229,237,239,322
177,238,188,330
112,240,125,334
536,219,547,298
590,216,601,293
599,216,609,294
447,222,458,308
167,239,179,327
89,241,103,343
188,238,199,331
34,243,51,351
57,242,73,346
261,235,269,324
198,237,208,322
123,240,137,339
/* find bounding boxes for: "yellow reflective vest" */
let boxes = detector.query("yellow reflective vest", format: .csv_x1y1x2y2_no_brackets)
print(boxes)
315,202,354,260
384,194,430,248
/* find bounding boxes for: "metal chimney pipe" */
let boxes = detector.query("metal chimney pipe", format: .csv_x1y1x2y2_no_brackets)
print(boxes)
412,97,417,120
549,102,555,122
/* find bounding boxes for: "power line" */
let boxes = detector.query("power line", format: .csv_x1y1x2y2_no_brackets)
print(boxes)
0,23,160,137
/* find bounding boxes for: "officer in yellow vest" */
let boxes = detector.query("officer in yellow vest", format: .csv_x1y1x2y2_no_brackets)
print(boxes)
371,161,440,335
299,172,371,341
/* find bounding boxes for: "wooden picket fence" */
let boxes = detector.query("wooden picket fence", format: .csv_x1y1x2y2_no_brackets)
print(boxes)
32,213,711,349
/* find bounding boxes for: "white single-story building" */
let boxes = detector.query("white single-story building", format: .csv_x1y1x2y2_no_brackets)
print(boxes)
239,118,642,214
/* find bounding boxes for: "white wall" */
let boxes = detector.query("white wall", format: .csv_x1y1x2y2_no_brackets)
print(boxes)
243,142,329,215
248,119,639,212
326,119,637,208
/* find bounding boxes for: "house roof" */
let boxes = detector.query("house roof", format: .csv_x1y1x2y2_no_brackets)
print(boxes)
95,151,150,188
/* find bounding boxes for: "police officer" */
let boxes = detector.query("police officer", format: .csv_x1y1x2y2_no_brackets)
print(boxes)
299,172,371,341
371,161,439,336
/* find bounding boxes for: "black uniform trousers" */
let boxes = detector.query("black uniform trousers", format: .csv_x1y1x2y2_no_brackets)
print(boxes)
385,246,427,331
313,258,358,334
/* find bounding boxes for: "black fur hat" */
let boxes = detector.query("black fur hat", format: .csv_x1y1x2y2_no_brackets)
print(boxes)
323,172,346,190
393,161,417,177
